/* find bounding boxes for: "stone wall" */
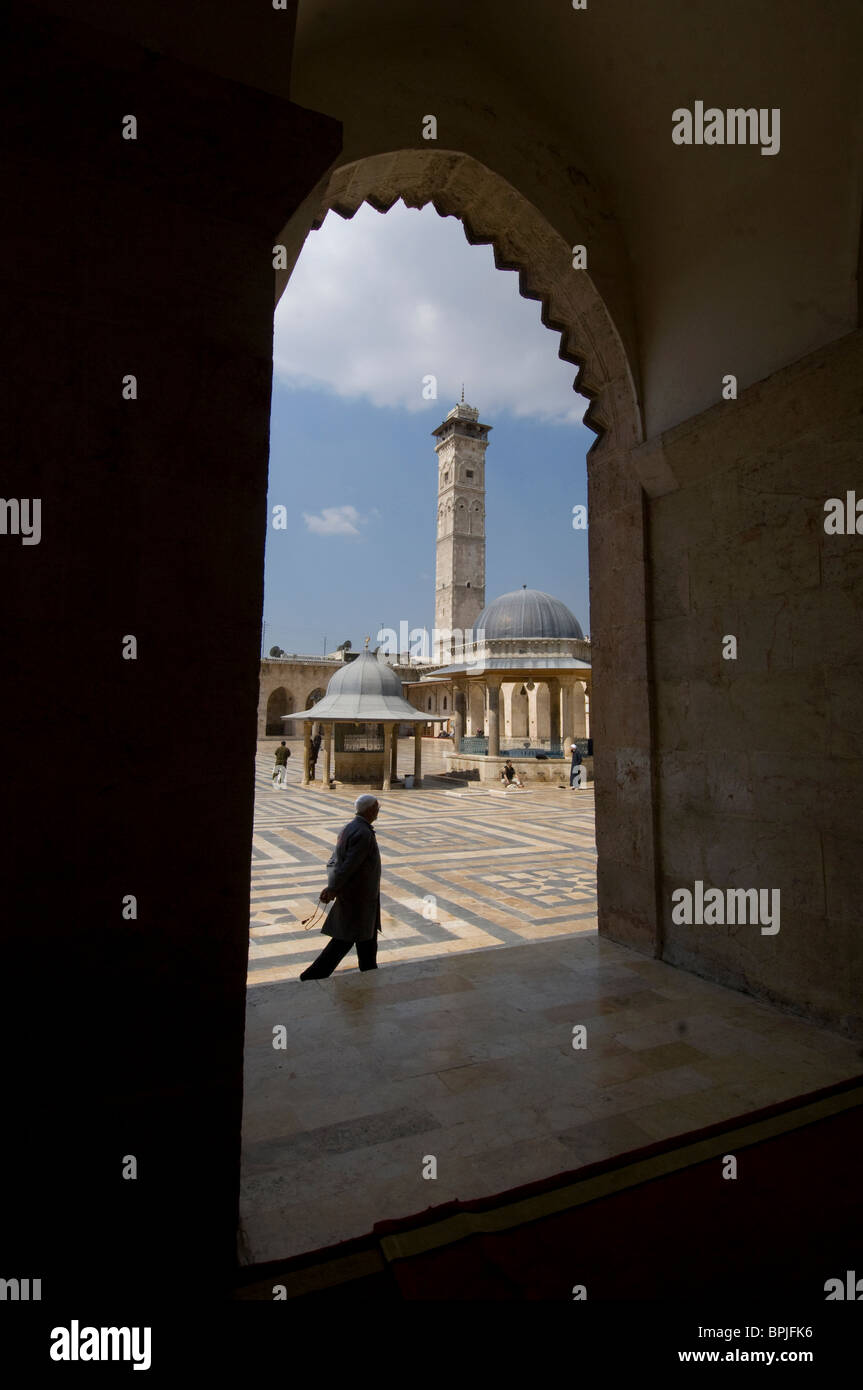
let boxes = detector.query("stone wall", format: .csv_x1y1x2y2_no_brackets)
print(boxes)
588,440,658,958
257,658,339,736
647,330,863,1033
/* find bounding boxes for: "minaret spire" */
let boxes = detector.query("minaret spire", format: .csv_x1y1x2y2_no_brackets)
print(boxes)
431,401,492,642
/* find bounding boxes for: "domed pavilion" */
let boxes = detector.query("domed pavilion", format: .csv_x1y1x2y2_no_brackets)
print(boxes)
282,642,449,790
408,585,592,783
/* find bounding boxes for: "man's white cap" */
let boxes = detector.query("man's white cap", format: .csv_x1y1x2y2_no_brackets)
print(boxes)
355,794,379,814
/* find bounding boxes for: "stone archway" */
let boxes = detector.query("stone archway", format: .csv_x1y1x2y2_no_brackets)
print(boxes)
277,148,659,957
571,680,588,740
511,683,529,739
277,150,642,446
265,687,288,735
468,685,484,736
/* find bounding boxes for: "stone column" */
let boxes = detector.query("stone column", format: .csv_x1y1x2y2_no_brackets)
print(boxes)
486,677,501,757
382,722,393,791
561,682,572,751
572,680,587,739
390,723,400,782
547,677,561,748
452,684,466,752
322,723,333,787
302,722,311,785
413,724,423,789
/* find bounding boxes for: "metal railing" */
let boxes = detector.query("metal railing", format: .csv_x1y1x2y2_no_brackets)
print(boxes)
459,736,569,758
262,655,347,665
505,744,564,758
341,733,384,751
460,737,488,754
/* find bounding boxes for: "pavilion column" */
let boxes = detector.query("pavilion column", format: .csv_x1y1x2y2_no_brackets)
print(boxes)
501,684,512,739
390,722,400,782
547,677,561,748
302,722,311,785
452,684,466,752
572,681,588,739
382,722,393,791
322,723,333,787
413,725,423,788
560,682,572,751
486,677,501,757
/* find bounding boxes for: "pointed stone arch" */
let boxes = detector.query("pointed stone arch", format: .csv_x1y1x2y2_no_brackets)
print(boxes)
275,148,659,958
265,687,288,735
284,149,643,448
468,684,484,736
511,682,529,739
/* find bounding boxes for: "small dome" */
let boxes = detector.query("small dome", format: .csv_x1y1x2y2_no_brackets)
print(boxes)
325,650,404,698
475,588,584,640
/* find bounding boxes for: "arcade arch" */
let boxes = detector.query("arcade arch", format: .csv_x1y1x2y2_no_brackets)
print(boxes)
265,687,289,735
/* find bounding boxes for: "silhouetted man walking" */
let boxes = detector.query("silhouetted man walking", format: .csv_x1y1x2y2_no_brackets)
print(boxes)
300,794,382,979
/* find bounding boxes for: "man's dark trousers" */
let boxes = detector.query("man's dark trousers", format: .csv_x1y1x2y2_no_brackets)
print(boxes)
301,934,378,978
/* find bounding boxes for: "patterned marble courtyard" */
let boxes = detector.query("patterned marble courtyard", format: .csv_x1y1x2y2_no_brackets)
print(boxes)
240,741,862,1268
249,738,597,983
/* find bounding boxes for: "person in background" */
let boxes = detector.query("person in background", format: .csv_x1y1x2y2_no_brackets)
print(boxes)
501,758,524,789
272,740,291,788
308,729,322,779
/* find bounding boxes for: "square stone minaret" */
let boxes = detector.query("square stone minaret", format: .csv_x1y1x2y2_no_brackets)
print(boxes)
433,399,491,641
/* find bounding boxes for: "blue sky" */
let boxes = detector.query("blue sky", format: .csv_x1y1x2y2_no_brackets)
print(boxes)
264,202,593,657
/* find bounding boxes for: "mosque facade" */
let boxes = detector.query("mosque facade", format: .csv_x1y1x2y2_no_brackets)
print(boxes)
257,400,591,776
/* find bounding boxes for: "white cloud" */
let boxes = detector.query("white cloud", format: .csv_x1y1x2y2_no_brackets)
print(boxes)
303,505,363,536
274,202,588,425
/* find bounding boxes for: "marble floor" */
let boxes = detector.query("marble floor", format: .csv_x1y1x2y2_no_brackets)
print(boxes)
240,746,862,1266
249,739,597,983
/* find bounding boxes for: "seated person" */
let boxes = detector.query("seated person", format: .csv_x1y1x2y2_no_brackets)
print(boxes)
500,758,524,789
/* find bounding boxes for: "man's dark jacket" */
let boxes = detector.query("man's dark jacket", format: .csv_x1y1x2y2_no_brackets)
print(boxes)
322,815,381,943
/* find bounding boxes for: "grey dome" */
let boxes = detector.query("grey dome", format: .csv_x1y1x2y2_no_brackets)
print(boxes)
281,650,442,723
326,650,404,699
475,588,584,640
